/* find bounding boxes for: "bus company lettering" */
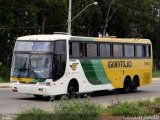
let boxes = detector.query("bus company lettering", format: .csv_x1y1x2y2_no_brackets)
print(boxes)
108,61,132,68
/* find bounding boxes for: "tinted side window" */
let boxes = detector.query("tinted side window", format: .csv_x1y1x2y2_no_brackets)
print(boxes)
87,43,97,57
142,45,146,57
146,45,151,57
99,44,111,57
79,43,87,57
113,44,123,57
124,45,135,57
72,42,79,58
136,45,143,57
136,45,147,57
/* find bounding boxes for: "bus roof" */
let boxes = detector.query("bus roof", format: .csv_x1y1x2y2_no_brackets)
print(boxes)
70,36,151,44
17,34,151,44
17,34,70,41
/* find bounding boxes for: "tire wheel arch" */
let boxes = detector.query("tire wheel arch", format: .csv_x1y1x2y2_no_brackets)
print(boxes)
67,79,79,93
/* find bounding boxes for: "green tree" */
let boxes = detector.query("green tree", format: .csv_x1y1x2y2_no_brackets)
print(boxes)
72,0,101,36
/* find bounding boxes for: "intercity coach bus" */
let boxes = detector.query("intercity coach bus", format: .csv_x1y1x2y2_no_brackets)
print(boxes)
10,34,152,97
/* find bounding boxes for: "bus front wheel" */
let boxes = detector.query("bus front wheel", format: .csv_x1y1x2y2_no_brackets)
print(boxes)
68,81,78,98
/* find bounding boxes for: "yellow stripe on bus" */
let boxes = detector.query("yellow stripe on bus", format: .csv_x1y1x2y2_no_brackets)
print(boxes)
101,59,124,89
10,77,33,82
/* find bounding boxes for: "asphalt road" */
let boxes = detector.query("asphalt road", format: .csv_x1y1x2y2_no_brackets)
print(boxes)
0,80,160,114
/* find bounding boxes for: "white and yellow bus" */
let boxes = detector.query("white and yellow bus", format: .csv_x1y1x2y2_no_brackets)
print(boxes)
10,34,152,97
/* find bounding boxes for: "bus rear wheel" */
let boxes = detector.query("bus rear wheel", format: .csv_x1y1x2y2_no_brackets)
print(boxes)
68,82,78,98
131,78,138,93
123,77,131,93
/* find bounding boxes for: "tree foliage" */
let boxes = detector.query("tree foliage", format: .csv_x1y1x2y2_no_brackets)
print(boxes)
0,0,160,67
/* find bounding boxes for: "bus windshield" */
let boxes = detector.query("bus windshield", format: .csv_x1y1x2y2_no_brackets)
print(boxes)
14,41,54,52
11,41,66,79
11,54,52,78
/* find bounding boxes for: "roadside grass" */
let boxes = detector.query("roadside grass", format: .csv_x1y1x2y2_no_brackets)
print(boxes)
15,97,160,120
106,100,155,116
152,70,160,78
15,99,106,120
15,108,52,120
54,99,107,120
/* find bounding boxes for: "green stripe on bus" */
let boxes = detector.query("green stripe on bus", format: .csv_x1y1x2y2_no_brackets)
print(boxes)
90,60,111,84
80,59,111,85
80,59,100,85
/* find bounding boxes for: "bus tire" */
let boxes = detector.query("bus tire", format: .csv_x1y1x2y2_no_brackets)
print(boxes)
131,77,139,93
34,95,43,99
68,81,78,98
54,95,62,100
123,77,131,93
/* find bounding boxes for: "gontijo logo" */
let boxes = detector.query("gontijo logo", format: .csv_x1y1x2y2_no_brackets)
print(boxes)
108,61,132,68
70,63,79,71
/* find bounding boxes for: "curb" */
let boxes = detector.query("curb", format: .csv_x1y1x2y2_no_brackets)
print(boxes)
0,83,10,88
152,78,160,81
0,86,10,88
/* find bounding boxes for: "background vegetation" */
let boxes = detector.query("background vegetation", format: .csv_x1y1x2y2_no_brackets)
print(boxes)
0,0,160,80
153,70,160,78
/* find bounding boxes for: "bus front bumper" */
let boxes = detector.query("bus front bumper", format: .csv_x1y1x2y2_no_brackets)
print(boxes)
10,83,52,96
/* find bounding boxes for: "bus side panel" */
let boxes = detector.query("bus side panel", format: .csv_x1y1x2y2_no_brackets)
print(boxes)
101,59,152,89
101,59,124,89
68,59,113,93
132,59,152,86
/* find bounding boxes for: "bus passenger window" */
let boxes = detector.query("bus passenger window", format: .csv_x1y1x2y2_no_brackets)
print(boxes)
142,45,146,57
113,44,123,57
136,45,143,57
72,43,79,58
87,43,98,58
79,43,87,58
79,43,83,57
124,45,134,57
136,45,146,57
100,44,111,57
